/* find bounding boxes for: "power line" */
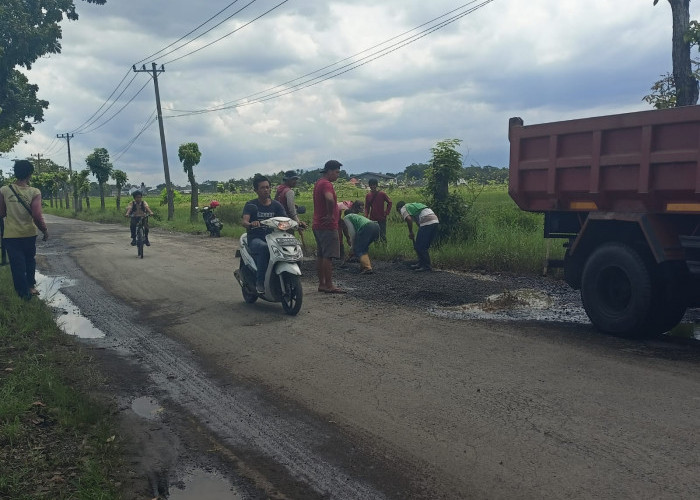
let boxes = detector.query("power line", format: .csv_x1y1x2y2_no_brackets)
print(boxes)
133,0,245,66
173,0,491,113
112,109,158,162
163,0,286,65
166,0,494,118
79,77,152,134
70,69,135,134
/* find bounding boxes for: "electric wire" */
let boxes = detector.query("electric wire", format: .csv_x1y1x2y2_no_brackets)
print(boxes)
172,0,489,113
166,0,493,118
162,0,286,65
112,108,158,162
70,68,134,134
74,73,143,134
132,0,244,66
79,77,152,134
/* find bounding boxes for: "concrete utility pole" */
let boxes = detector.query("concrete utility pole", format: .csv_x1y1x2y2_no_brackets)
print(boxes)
57,132,74,209
30,153,42,170
133,62,174,220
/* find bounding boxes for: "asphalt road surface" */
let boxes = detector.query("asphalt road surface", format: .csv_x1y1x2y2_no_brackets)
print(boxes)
36,215,700,499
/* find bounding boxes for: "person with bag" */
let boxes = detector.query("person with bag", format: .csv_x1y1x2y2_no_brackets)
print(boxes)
0,160,48,300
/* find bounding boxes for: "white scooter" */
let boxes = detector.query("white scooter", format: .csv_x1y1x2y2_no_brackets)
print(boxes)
234,217,303,315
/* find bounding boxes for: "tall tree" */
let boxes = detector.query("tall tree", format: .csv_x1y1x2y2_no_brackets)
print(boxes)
85,147,112,211
178,142,202,222
0,0,107,152
652,0,699,106
425,139,469,241
111,169,128,211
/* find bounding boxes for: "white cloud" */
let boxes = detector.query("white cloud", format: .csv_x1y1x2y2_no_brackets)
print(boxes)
3,0,697,186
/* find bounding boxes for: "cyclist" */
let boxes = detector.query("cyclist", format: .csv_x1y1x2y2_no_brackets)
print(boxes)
125,190,154,246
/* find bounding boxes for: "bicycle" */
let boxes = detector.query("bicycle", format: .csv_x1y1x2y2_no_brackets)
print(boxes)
132,215,149,258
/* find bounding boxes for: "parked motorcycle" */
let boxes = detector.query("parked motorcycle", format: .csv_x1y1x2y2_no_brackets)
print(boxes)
196,201,223,237
234,216,303,315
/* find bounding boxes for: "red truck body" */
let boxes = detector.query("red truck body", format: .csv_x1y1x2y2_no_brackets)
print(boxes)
508,106,700,337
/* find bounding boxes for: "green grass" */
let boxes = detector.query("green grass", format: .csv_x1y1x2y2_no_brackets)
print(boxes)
44,184,566,274
0,270,122,499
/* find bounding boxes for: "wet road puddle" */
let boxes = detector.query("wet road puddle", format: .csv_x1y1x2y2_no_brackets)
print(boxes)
169,469,242,499
131,396,163,420
35,272,105,339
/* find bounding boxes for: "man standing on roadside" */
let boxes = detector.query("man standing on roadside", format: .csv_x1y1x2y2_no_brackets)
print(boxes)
313,160,346,294
364,178,392,242
275,170,306,229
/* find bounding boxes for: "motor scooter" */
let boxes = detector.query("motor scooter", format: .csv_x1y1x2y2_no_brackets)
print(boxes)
234,216,303,315
196,201,223,237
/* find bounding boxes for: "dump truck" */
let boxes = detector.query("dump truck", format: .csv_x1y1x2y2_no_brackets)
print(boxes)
508,105,700,336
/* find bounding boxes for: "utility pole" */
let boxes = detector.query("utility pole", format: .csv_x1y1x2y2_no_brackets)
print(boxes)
133,62,174,220
30,153,42,171
57,132,74,209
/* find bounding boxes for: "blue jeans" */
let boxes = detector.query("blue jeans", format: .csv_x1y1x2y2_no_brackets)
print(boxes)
414,223,438,270
3,236,37,299
248,237,269,286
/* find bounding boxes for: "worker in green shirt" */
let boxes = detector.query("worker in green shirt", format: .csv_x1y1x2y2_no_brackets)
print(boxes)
341,201,380,274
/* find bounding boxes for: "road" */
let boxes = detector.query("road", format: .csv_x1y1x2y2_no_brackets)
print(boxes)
37,214,700,499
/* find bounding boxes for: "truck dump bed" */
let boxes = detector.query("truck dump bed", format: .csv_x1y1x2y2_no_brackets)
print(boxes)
508,105,700,214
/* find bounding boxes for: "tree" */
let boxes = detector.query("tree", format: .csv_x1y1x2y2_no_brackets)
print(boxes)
111,169,128,211
177,142,202,222
424,139,469,241
85,148,112,211
650,0,698,107
404,163,429,181
0,0,107,152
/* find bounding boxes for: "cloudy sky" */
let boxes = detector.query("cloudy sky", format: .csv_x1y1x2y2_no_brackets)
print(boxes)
3,0,698,187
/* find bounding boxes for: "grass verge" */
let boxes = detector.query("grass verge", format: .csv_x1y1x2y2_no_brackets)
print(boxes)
44,185,566,275
0,268,123,500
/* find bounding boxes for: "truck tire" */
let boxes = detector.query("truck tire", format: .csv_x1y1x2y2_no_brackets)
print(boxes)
581,242,652,336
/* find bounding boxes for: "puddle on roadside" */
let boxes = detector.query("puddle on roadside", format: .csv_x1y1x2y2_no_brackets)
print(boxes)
169,469,242,500
666,322,700,340
131,396,163,420
35,272,105,339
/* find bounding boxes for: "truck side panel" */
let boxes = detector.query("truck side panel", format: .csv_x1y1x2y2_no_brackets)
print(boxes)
508,106,700,214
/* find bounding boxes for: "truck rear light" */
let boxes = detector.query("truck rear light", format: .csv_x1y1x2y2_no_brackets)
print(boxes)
570,201,598,210
666,203,700,212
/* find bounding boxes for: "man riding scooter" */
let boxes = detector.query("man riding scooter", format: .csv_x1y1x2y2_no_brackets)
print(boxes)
241,174,286,294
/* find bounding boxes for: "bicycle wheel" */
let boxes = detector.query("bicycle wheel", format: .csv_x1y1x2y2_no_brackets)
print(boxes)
136,225,144,258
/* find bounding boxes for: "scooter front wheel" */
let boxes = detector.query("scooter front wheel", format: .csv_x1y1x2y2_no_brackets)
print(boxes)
280,272,302,315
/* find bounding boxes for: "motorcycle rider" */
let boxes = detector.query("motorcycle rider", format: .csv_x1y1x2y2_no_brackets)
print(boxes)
241,174,286,294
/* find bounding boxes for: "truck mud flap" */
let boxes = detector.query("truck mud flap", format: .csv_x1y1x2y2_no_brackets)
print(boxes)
679,236,700,275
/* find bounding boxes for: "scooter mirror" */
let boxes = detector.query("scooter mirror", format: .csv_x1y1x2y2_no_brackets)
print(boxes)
296,205,306,215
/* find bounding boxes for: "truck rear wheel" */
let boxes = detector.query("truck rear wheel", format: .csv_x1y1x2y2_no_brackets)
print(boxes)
581,242,652,337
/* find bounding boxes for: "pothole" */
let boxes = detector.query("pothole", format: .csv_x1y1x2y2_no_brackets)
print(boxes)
432,288,590,324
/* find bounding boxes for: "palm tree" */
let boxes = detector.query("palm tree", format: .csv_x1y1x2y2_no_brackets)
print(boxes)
111,169,128,211
86,147,113,211
178,142,202,222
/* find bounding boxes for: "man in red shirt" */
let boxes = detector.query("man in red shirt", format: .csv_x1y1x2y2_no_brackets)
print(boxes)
313,160,346,294
364,178,392,242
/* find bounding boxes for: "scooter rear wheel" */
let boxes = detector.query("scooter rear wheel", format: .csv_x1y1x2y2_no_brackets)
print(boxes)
239,263,258,303
280,272,302,315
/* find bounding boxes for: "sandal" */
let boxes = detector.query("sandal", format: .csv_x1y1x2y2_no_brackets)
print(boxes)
29,288,40,296
324,287,347,294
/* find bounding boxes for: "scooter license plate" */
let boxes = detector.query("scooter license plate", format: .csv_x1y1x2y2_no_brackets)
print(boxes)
276,237,299,246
